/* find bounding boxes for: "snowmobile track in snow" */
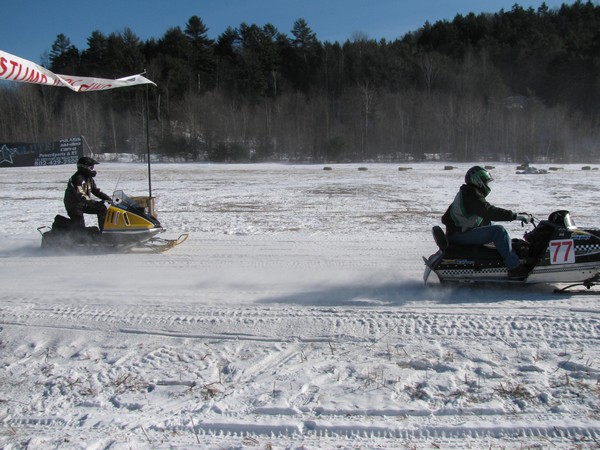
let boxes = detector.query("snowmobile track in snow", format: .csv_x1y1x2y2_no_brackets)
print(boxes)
2,296,600,448
1,303,599,345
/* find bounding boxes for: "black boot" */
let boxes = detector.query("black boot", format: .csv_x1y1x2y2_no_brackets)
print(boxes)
508,264,530,280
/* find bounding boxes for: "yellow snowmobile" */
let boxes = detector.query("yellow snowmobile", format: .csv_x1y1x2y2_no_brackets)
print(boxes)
38,190,187,253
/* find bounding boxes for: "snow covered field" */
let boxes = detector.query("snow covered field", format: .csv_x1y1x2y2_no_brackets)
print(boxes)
1,162,599,449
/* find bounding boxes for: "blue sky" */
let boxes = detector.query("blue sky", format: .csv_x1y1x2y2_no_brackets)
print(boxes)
2,0,574,65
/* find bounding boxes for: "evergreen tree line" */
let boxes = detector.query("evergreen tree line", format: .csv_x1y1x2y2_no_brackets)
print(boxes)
1,1,599,163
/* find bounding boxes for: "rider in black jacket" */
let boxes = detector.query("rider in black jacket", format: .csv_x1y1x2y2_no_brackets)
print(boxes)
64,157,111,230
442,166,531,279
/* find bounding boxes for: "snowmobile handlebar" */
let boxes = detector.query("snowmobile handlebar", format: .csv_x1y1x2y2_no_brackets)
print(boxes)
516,212,534,226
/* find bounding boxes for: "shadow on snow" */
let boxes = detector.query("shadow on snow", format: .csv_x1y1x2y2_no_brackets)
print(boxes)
257,278,560,307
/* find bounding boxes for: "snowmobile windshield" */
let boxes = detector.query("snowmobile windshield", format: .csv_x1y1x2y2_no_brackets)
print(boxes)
112,190,140,208
549,210,577,229
564,213,576,229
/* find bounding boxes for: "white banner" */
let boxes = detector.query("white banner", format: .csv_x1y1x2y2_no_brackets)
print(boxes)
0,49,156,92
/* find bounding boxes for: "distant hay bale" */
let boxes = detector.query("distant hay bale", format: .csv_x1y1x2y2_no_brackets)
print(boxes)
398,167,412,171
358,167,368,171
582,166,592,170
549,167,563,171
484,165,495,170
443,165,456,170
516,165,528,170
323,166,332,171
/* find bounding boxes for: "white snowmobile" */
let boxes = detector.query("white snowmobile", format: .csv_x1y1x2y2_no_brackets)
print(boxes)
423,210,600,293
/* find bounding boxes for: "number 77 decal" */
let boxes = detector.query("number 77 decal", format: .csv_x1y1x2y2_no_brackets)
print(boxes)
549,239,575,264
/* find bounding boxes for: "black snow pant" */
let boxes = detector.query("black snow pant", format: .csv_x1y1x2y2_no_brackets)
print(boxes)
67,201,107,231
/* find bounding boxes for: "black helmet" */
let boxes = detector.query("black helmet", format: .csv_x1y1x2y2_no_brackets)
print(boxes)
77,156,99,170
465,165,493,196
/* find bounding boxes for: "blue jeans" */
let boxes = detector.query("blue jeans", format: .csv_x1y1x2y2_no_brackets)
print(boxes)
448,225,520,269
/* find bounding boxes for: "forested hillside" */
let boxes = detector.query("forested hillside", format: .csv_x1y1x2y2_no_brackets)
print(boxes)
1,1,599,163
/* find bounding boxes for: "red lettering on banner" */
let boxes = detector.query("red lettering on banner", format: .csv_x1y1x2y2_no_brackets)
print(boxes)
60,77,113,91
8,60,19,79
60,77,76,87
21,66,30,81
14,61,22,79
59,77,83,91
25,67,43,83
79,83,113,92
0,55,48,85
25,69,36,82
1,51,151,90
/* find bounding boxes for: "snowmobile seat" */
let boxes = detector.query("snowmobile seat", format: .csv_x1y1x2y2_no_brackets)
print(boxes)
52,214,83,230
443,243,501,260
428,226,507,271
433,225,503,262
432,226,448,251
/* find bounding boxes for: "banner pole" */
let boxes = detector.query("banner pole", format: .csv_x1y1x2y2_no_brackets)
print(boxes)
145,82,152,199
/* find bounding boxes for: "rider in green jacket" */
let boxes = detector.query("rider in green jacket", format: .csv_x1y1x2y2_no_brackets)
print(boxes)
442,166,531,279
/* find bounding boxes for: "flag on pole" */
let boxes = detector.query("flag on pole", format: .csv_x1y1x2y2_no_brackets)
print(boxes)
0,49,155,92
